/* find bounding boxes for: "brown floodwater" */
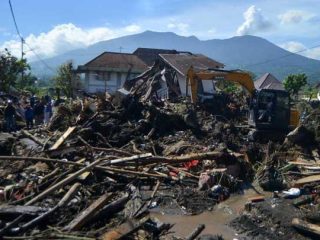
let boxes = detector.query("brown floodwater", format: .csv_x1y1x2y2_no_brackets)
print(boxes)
151,188,268,239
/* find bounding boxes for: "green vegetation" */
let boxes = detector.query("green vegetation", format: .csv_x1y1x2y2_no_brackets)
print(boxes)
54,61,74,98
283,73,308,98
0,49,29,92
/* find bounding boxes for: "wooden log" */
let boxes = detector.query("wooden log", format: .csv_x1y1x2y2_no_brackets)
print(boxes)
185,224,205,240
21,130,44,146
152,151,238,163
95,194,129,219
292,218,320,237
25,158,103,206
0,156,166,179
147,180,161,208
105,153,152,165
50,126,76,150
91,147,133,156
0,205,48,216
64,192,114,231
16,183,81,234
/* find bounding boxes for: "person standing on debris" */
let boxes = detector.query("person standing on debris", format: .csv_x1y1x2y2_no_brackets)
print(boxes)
30,94,36,108
24,104,34,129
33,100,44,125
4,100,16,132
43,100,52,125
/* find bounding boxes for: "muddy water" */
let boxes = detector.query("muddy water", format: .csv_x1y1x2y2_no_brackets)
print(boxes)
151,188,268,239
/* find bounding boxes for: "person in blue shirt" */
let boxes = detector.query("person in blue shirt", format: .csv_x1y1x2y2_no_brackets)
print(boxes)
25,104,34,129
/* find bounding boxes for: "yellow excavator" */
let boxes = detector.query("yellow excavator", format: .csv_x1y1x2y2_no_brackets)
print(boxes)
186,67,300,140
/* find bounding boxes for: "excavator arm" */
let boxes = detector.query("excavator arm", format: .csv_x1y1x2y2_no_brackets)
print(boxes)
187,67,255,103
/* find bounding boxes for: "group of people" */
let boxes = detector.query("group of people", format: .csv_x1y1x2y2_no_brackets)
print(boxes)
4,95,53,132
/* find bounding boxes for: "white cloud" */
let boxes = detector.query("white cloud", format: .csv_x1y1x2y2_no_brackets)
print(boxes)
280,41,306,52
124,24,141,33
167,21,189,34
306,47,320,59
236,5,272,36
278,10,314,24
0,23,142,61
280,41,320,60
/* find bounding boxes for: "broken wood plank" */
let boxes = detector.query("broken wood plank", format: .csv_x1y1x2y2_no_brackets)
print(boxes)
50,126,76,150
248,196,265,203
292,218,320,237
152,151,239,163
104,153,152,165
294,174,320,186
64,192,114,231
25,158,103,206
0,156,166,179
0,205,48,216
288,161,318,166
16,183,81,234
186,224,205,240
147,180,161,208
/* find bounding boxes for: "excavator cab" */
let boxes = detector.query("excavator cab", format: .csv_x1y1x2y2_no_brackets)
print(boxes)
248,89,291,130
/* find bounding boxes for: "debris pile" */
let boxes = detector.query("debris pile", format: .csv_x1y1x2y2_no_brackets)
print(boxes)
230,106,320,240
0,94,254,239
0,92,319,239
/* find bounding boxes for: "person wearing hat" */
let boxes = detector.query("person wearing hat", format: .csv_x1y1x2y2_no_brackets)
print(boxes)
4,100,16,132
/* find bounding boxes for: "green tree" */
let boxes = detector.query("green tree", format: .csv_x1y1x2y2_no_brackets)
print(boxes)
16,73,37,90
54,61,74,98
0,49,29,92
283,73,308,97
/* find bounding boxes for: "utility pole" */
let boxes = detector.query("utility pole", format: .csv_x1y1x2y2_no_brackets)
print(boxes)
119,46,123,53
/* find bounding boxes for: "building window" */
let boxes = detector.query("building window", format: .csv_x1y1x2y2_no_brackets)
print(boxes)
94,72,104,80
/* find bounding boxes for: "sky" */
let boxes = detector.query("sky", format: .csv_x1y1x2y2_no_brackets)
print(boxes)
0,0,320,61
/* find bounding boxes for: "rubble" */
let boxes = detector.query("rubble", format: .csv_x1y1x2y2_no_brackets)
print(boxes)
0,90,319,239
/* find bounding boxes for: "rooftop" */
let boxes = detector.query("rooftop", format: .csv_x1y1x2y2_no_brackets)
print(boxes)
254,73,285,91
159,53,224,76
78,52,148,72
133,47,179,66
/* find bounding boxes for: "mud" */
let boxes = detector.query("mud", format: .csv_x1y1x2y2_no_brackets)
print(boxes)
151,187,266,239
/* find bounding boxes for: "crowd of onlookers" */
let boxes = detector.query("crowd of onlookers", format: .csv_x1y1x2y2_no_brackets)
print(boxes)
3,95,54,132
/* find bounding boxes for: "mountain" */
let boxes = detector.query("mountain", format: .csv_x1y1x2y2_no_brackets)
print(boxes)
30,31,320,82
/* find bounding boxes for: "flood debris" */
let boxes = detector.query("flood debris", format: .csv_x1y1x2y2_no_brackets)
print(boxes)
0,88,319,239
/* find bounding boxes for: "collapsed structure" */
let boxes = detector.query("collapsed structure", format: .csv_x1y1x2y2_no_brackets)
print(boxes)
1,47,320,239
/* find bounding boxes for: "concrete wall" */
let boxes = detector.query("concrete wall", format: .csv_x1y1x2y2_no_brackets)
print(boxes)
84,71,139,93
177,74,216,96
